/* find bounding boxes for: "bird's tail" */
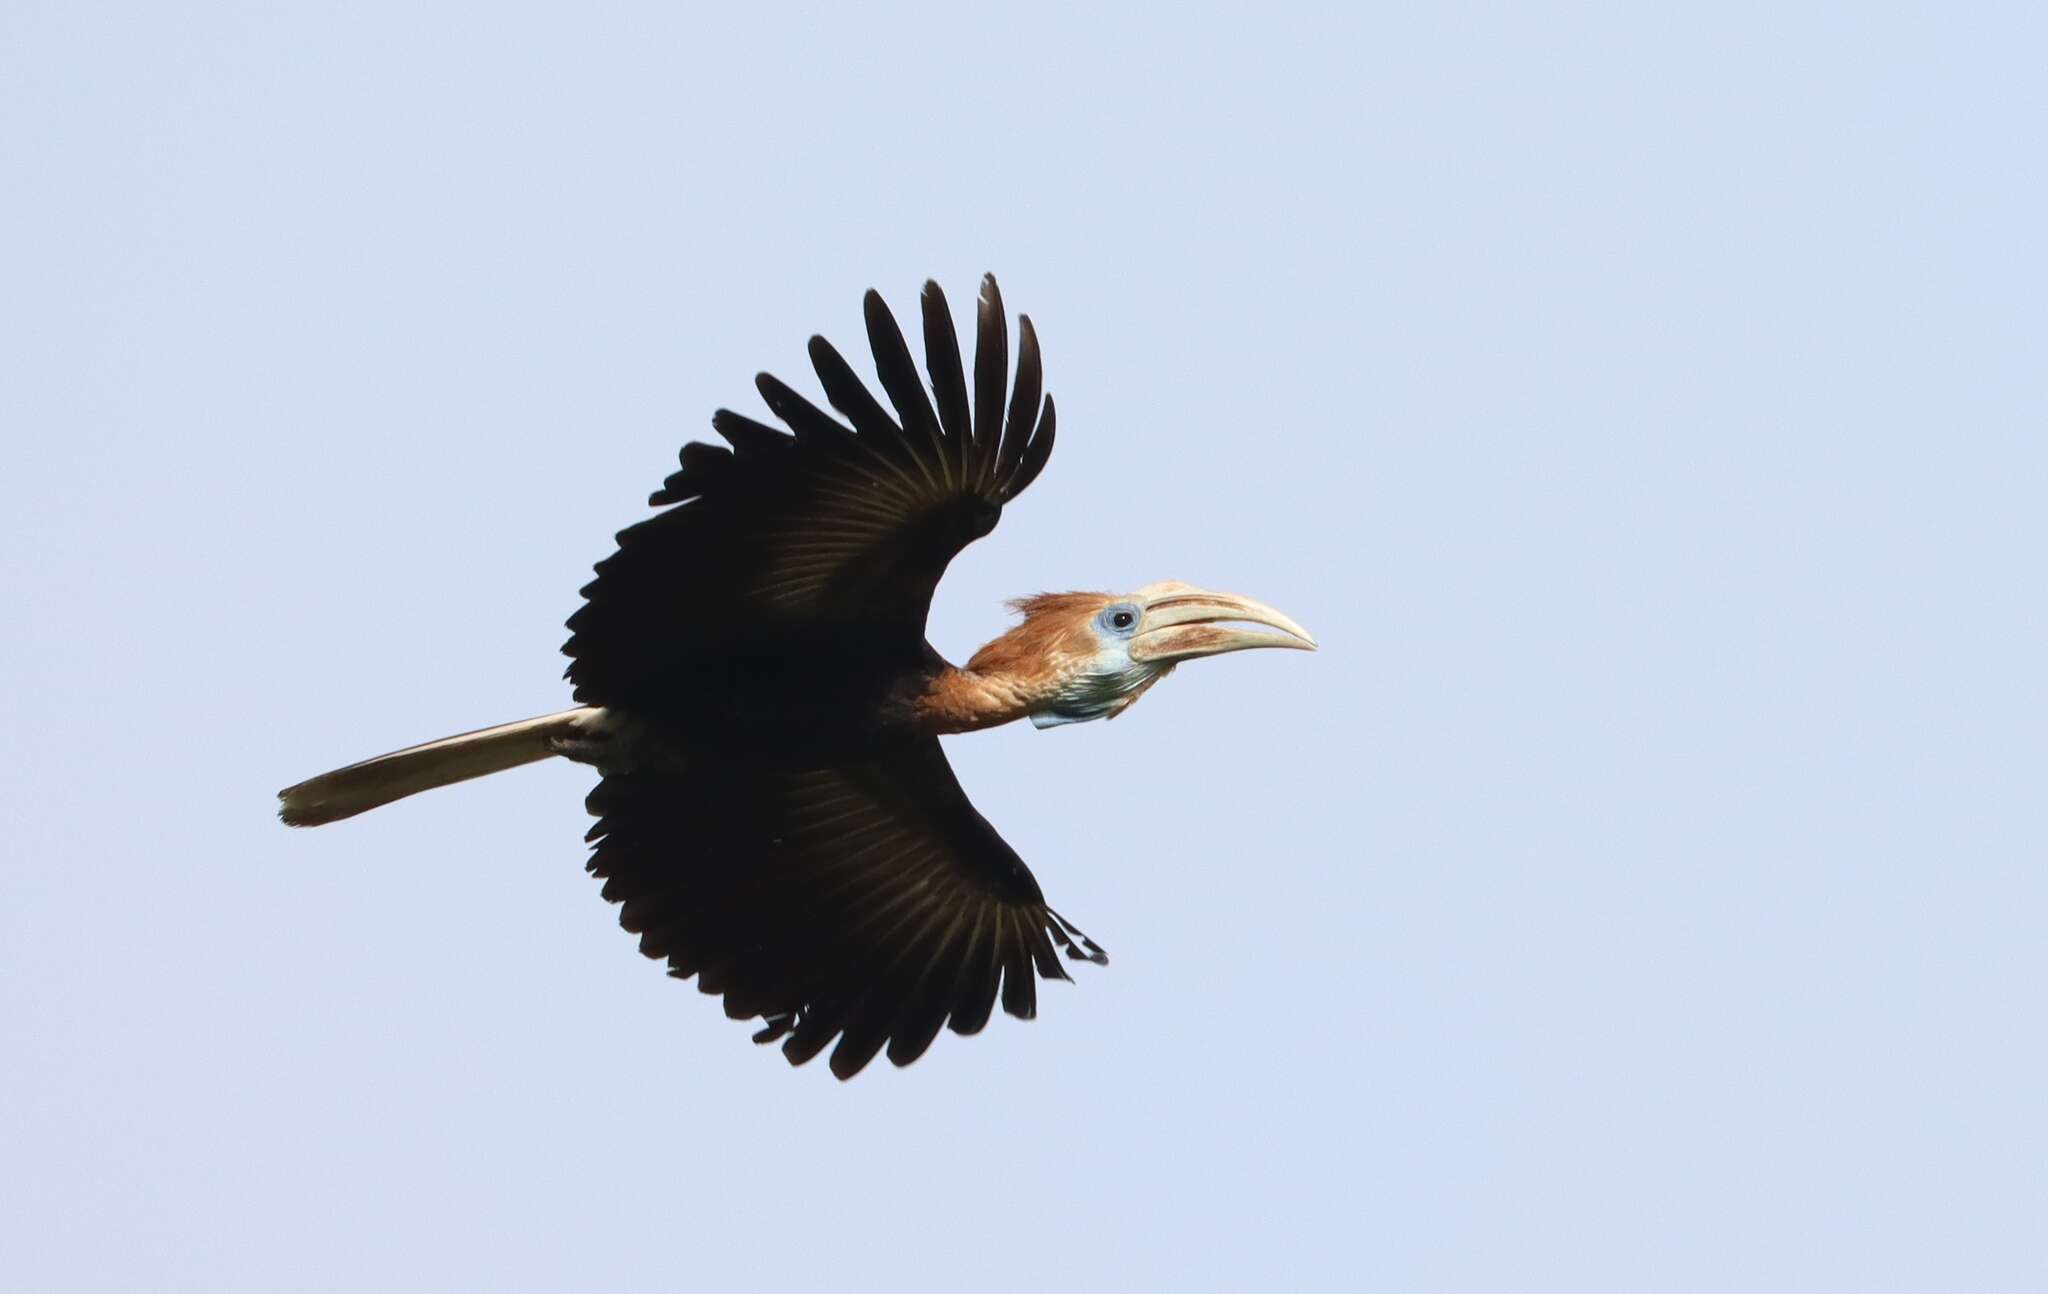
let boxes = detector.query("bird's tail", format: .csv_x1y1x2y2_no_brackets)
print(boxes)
278,706,606,827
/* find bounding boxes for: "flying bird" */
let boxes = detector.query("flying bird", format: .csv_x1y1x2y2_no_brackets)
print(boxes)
280,276,1316,1078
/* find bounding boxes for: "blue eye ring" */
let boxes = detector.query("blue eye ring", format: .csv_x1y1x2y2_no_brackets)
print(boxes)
1101,605,1139,633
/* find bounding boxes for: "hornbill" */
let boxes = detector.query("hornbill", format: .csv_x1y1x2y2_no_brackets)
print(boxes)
279,276,1316,1078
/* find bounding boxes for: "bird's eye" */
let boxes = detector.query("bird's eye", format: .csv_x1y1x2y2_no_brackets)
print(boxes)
1097,603,1141,636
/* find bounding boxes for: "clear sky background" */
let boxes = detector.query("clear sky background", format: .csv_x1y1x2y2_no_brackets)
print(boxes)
4,4,2043,1290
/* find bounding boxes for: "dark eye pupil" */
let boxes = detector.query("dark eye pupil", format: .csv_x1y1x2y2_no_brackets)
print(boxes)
1112,611,1134,629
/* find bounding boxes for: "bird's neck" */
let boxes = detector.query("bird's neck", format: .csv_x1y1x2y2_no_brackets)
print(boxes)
913,664,1046,734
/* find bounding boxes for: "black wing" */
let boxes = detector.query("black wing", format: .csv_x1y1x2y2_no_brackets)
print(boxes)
585,739,1106,1079
564,275,1057,706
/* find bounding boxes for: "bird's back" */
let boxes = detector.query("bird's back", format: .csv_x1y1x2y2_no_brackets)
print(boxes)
599,626,952,764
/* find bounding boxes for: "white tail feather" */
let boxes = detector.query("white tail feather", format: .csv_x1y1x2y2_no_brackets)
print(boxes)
278,706,605,827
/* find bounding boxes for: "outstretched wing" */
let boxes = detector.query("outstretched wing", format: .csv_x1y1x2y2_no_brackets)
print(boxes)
564,275,1057,707
584,738,1107,1079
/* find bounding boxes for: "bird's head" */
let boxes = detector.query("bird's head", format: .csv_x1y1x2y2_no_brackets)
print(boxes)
968,581,1317,729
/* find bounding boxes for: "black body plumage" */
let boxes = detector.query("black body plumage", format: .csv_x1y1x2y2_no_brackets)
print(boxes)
561,277,1101,1079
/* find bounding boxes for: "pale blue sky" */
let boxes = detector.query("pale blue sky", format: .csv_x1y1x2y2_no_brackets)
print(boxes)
4,3,2044,1290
